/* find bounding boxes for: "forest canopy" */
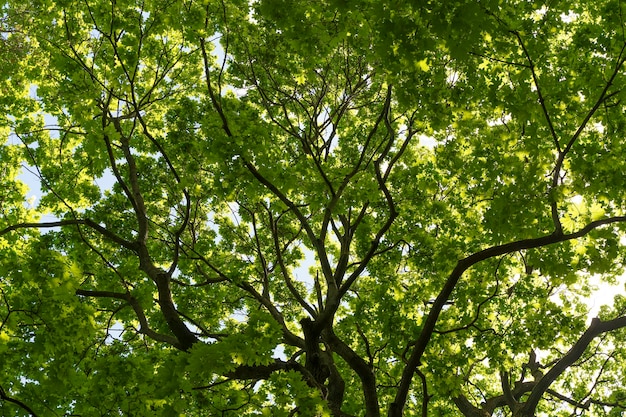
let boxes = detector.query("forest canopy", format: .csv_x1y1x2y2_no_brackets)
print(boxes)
2,0,626,416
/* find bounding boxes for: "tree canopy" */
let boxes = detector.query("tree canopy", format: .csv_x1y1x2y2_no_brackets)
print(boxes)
2,0,626,416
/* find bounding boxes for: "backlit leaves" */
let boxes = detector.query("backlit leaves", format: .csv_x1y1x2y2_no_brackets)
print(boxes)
2,0,626,416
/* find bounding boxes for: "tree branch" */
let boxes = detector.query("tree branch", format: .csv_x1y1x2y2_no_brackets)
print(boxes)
0,219,136,252
326,329,380,417
521,316,626,416
75,288,182,348
389,215,626,417
512,30,560,152
0,385,39,417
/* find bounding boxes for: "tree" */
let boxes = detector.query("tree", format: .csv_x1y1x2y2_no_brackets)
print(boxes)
2,0,626,415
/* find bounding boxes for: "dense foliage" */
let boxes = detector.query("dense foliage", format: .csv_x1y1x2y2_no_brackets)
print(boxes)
2,0,626,416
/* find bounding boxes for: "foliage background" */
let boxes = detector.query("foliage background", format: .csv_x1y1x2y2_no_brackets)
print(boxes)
2,0,626,416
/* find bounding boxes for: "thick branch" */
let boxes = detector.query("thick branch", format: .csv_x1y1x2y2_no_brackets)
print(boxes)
455,380,537,417
75,288,181,348
0,385,38,417
453,395,485,417
0,219,136,252
151,268,199,351
238,281,305,349
193,360,310,390
416,369,430,417
521,316,626,416
326,330,380,417
389,215,626,417
500,371,517,410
